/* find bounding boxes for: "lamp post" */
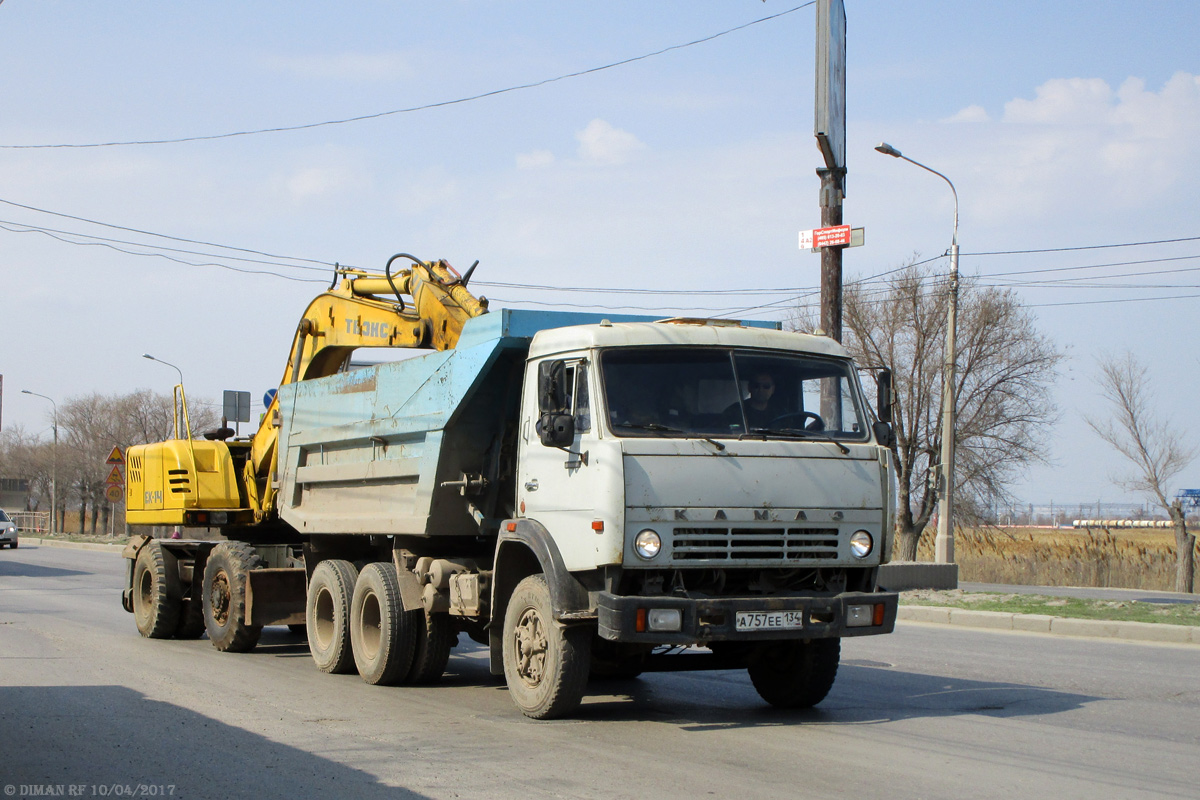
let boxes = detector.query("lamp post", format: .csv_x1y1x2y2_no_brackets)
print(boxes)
142,353,184,386
875,142,959,564
21,389,58,534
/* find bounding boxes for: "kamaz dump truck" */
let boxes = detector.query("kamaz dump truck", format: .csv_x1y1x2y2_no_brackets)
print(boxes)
122,254,899,719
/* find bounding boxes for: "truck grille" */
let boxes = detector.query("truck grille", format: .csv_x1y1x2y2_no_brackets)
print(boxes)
671,527,840,562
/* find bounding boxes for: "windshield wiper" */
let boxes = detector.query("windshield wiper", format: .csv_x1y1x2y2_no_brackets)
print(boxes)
742,427,850,454
614,422,726,451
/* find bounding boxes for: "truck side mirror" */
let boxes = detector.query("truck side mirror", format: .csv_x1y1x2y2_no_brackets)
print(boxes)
876,369,893,423
872,420,895,449
537,360,575,447
538,413,576,447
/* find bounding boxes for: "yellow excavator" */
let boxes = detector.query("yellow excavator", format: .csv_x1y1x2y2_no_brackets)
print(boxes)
125,254,489,531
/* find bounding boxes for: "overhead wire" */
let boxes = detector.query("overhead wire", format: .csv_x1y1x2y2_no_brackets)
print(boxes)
0,221,330,284
0,196,332,268
0,217,333,274
0,4,815,150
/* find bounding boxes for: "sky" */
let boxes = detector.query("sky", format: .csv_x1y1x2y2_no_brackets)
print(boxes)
1,1,1198,512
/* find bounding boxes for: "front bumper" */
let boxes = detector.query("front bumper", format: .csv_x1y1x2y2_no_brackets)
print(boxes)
596,589,897,644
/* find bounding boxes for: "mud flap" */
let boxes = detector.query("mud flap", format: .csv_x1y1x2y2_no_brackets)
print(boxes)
245,567,307,626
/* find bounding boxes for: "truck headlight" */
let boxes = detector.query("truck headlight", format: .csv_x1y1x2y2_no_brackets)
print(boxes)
634,529,662,560
849,530,873,559
647,608,682,631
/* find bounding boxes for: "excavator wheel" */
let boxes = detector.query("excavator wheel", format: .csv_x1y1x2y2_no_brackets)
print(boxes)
132,540,181,639
202,541,265,653
173,596,206,640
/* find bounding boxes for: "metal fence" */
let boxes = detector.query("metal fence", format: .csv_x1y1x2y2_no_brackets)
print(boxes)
11,511,51,532
985,502,1168,528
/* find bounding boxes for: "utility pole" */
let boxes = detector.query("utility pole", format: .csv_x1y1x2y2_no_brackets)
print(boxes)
818,169,846,342
814,0,846,343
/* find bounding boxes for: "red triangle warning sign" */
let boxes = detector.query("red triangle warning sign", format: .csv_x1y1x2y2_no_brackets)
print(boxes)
106,446,125,465
105,466,124,485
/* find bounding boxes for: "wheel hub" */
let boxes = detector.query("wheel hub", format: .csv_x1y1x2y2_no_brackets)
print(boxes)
209,571,232,626
514,607,548,687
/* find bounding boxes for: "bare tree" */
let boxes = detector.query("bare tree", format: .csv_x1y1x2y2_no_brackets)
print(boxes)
1087,353,1197,593
794,260,1063,560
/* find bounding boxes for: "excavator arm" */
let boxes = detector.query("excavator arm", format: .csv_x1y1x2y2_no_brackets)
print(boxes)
246,255,490,520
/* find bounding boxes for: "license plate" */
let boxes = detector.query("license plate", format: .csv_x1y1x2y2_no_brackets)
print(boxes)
735,610,805,632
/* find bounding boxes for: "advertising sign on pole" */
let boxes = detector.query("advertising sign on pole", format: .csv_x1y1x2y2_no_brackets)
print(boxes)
814,0,847,171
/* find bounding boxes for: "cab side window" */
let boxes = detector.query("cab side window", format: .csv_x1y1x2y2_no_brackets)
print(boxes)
563,363,591,433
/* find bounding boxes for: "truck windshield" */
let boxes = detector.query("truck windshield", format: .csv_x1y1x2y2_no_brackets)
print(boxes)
600,347,868,440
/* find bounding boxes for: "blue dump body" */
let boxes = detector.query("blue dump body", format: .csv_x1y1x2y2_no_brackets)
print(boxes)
276,309,780,538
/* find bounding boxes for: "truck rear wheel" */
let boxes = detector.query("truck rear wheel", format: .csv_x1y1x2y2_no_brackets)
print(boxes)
406,611,454,684
747,638,841,708
307,559,359,674
350,563,417,685
202,541,264,653
132,540,181,639
502,574,590,720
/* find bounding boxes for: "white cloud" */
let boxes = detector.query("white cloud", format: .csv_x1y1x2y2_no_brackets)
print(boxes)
516,149,555,170
261,52,411,81
942,104,990,123
946,72,1200,223
1003,77,1115,124
575,119,646,165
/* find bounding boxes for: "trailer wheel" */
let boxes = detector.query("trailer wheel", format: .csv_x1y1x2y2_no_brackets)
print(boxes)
132,540,181,639
406,611,455,684
502,574,590,719
306,559,359,674
747,638,841,708
350,563,417,685
202,541,264,653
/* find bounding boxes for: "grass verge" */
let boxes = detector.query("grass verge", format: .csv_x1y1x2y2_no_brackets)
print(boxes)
903,590,1200,627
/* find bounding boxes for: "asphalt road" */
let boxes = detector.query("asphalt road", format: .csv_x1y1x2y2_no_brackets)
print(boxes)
2,545,1198,800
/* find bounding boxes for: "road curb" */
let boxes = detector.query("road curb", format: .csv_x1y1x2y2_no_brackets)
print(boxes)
898,605,1200,646
20,537,126,554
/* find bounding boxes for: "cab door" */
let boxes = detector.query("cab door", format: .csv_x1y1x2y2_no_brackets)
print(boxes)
516,357,615,571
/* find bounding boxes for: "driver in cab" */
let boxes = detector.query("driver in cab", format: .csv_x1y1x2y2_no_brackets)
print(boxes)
728,371,783,430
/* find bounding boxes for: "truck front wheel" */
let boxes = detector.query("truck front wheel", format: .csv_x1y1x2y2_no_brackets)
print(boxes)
350,563,417,685
202,542,264,652
747,638,841,708
307,559,359,674
132,540,181,639
502,574,590,719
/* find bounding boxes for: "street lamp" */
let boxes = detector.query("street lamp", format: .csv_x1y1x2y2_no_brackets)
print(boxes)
143,353,192,441
875,142,960,564
142,353,184,386
21,389,58,534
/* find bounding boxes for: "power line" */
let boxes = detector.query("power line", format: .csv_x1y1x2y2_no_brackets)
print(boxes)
0,217,332,274
964,235,1200,256
0,195,332,267
1,4,814,151
1027,292,1200,308
0,222,329,284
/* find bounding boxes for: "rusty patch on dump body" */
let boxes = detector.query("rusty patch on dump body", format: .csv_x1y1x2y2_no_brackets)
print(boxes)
335,373,377,394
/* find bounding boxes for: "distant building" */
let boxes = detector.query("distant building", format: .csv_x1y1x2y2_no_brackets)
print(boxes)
0,477,31,510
